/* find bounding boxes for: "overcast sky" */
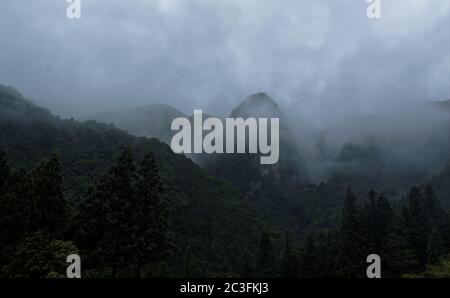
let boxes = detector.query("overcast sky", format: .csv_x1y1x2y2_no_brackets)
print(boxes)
0,0,448,120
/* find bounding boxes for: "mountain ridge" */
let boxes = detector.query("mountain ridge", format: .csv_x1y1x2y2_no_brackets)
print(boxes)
0,84,280,277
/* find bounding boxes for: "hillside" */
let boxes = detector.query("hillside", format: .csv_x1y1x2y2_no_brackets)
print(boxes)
86,104,186,143
0,84,278,277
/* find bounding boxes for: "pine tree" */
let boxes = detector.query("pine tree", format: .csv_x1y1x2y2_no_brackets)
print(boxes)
79,148,137,277
403,186,444,270
255,232,278,277
30,154,68,236
280,233,299,278
134,152,170,277
238,250,254,277
426,229,445,266
422,186,447,235
364,190,378,252
338,187,366,277
368,194,396,256
0,149,10,190
315,231,339,277
341,187,360,232
383,219,417,277
0,169,37,246
403,187,427,269
375,195,395,238
78,148,171,277
298,235,317,277
183,245,195,278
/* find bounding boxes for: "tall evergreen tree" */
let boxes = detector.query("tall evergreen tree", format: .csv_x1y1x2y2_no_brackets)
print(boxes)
382,219,417,277
255,232,278,277
30,154,68,236
78,148,170,277
403,186,445,270
403,187,428,269
364,190,378,251
0,150,10,190
238,250,254,277
426,229,445,266
0,169,38,248
338,187,366,277
79,148,137,277
298,235,318,277
314,231,339,277
134,152,170,277
280,233,299,278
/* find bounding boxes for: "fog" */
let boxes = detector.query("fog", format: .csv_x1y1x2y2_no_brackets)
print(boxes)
0,0,449,183
0,0,448,117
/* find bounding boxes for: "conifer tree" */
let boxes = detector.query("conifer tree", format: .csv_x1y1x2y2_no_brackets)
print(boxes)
30,154,68,236
255,232,278,277
315,231,339,277
403,186,444,269
238,250,254,277
280,233,299,278
298,235,317,277
79,148,170,277
79,148,137,277
383,219,417,277
0,150,10,189
338,187,366,277
426,229,445,266
134,152,170,277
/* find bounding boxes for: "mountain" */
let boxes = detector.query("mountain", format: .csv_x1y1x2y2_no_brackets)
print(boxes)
0,85,55,123
86,104,185,143
203,93,310,223
87,93,310,195
70,91,334,238
0,84,279,277
3,84,450,278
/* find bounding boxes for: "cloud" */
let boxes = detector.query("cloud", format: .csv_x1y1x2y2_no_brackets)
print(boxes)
0,0,448,118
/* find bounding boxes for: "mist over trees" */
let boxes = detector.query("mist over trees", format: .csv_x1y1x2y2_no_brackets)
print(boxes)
1,85,450,277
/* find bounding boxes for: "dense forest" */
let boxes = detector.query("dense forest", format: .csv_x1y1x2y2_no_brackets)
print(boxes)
1,84,450,278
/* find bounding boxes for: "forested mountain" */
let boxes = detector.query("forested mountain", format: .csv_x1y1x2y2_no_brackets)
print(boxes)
0,84,279,277
201,93,311,230
86,92,312,225
86,92,449,205
207,92,309,189
1,84,450,278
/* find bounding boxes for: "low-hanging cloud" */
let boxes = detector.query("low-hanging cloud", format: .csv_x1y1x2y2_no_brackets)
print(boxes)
0,0,448,119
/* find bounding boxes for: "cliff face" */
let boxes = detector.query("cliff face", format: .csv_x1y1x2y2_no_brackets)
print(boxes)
203,93,310,220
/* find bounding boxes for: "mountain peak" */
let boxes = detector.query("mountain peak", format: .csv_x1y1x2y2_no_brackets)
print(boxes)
246,92,278,107
0,84,25,100
0,83,53,123
231,93,283,119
